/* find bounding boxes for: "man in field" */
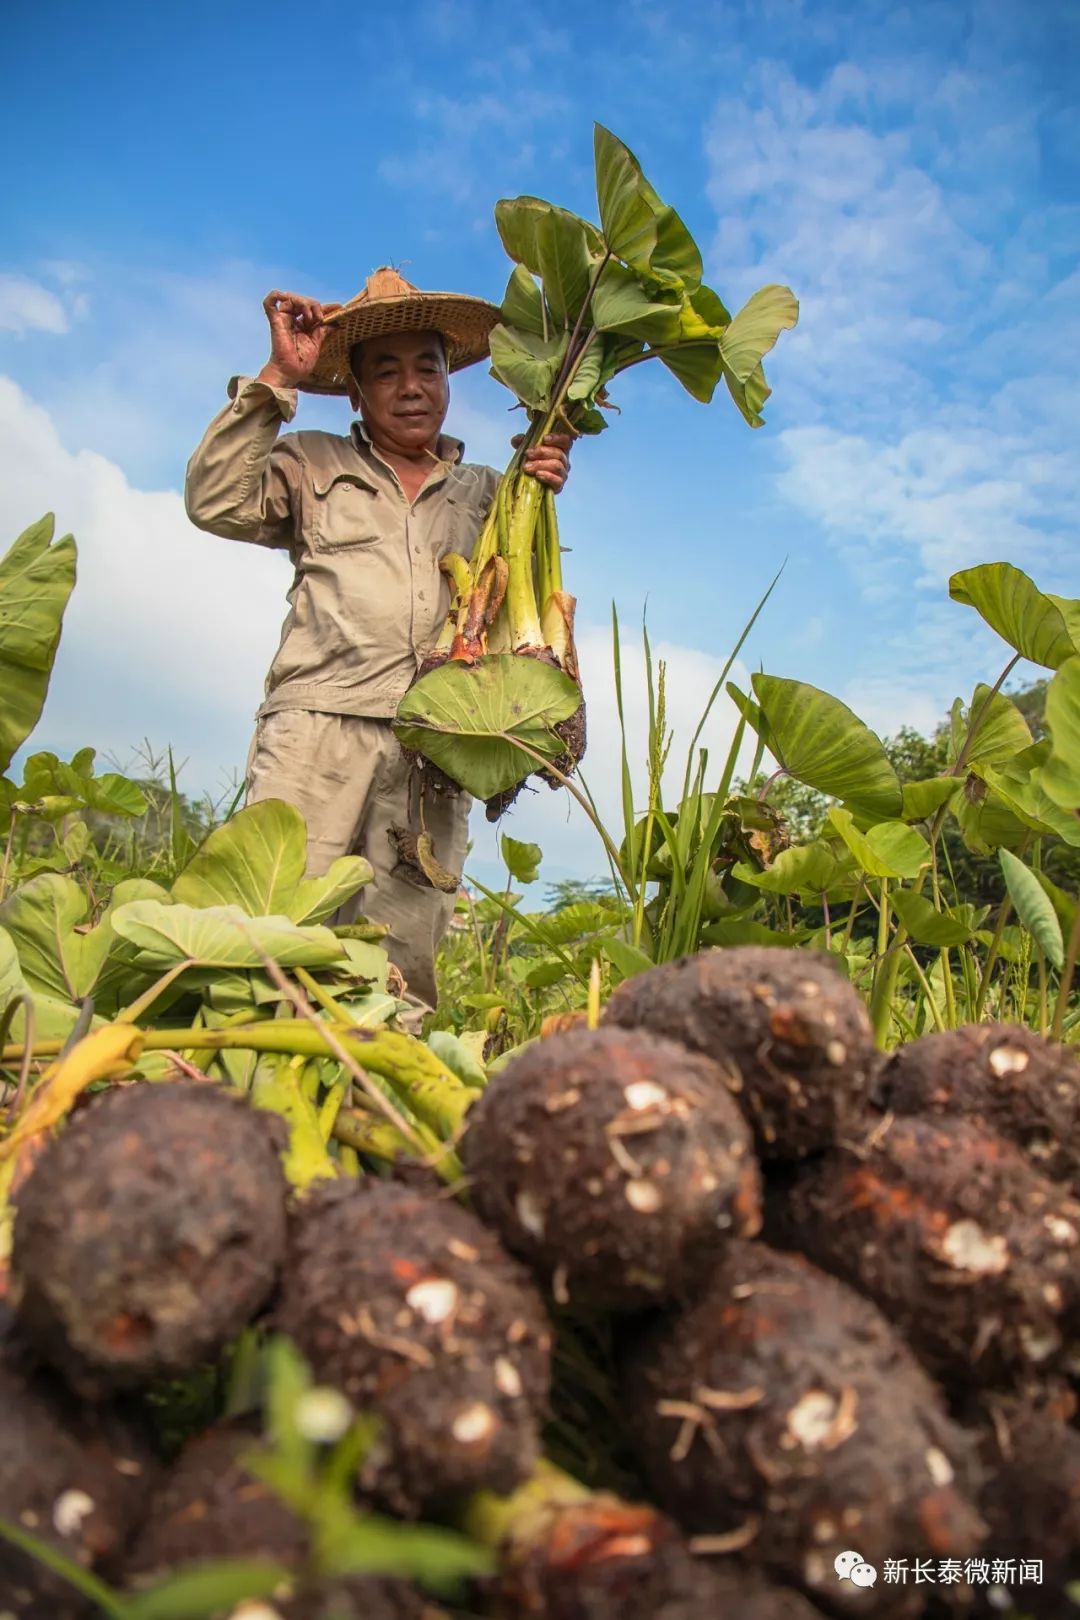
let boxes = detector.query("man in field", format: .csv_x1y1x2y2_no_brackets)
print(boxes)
185,269,569,1010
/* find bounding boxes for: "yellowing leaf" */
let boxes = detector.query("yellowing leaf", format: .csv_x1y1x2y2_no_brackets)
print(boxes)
0,1023,144,1162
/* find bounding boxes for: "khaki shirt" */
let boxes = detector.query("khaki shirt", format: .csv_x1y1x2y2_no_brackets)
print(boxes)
184,375,500,720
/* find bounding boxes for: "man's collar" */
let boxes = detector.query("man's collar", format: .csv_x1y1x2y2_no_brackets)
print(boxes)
349,417,466,467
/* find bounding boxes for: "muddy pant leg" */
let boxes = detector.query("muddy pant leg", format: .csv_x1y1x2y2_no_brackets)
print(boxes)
353,726,471,1012
243,711,376,873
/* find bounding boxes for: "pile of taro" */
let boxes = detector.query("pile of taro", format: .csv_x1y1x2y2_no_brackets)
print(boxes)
4,945,1080,1619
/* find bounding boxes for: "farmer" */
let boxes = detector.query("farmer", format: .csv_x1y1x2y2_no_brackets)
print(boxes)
185,269,570,1012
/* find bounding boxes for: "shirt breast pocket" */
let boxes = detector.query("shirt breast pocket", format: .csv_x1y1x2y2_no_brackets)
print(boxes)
446,489,494,559
310,473,381,551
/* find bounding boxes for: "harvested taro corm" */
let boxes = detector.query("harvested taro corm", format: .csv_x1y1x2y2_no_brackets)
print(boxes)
122,1421,309,1584
621,1240,985,1619
489,1495,827,1620
958,1389,1080,1616
11,1080,288,1396
875,1022,1080,1189
461,1026,762,1311
783,1114,1080,1391
275,1179,552,1516
0,1352,152,1620
603,946,877,1159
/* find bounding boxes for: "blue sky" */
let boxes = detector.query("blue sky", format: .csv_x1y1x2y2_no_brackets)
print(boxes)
2,0,1077,887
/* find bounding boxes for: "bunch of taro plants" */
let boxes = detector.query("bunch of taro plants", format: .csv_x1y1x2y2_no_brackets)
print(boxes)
454,562,1079,1054
391,123,798,829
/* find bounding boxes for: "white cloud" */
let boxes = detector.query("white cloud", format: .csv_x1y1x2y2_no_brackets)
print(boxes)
0,376,290,794
0,274,71,336
703,48,1079,735
776,418,1076,595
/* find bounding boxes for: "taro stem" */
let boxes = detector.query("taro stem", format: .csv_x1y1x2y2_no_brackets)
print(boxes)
450,556,509,663
504,472,546,653
3,1022,476,1141
431,551,474,657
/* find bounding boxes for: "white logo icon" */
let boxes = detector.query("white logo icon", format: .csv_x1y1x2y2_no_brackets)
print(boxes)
835,1550,878,1587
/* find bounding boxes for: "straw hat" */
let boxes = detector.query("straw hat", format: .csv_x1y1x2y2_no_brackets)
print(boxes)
304,266,501,395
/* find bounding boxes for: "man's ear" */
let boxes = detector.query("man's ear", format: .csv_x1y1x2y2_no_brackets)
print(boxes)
346,376,362,412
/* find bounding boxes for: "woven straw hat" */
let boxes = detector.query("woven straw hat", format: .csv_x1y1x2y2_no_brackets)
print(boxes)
304,266,500,395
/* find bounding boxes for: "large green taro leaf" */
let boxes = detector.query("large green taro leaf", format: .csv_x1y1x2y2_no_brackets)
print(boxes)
0,925,22,1019
487,324,569,410
949,563,1080,669
593,124,702,290
0,926,111,1045
827,807,930,880
500,265,547,336
953,685,1033,768
109,900,345,970
16,749,147,820
393,655,581,800
1041,655,1080,815
901,778,961,820
750,674,903,820
0,514,77,775
0,874,115,1000
976,744,1080,847
732,840,851,896
889,890,982,947
719,285,799,384
722,359,772,428
172,799,371,923
536,207,598,330
495,196,604,276
592,261,682,344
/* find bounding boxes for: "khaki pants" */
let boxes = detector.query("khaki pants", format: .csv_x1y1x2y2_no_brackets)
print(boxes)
243,711,470,1010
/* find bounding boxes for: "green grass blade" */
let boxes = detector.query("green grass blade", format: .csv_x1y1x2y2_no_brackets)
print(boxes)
465,873,589,984
678,563,784,809
611,603,638,869
0,1514,127,1617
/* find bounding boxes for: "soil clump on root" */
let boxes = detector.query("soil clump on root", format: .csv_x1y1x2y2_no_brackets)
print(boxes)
603,947,877,1159
275,1180,552,1516
462,1026,762,1311
875,1022,1080,1189
0,1354,152,1619
782,1114,1080,1391
488,1496,827,1619
958,1390,1080,1615
123,1420,309,1583
620,1240,984,1618
11,1080,288,1397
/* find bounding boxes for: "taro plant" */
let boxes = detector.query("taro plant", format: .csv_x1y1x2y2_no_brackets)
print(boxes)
0,514,153,906
438,562,1080,1053
392,123,798,836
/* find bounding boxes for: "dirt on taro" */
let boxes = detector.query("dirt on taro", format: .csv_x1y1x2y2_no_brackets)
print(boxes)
275,1178,554,1517
5,935,1080,1618
603,947,880,1160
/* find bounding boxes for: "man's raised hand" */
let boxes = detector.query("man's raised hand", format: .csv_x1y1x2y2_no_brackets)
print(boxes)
257,290,341,390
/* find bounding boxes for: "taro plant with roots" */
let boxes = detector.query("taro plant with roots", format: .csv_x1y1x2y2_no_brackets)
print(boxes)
392,123,798,832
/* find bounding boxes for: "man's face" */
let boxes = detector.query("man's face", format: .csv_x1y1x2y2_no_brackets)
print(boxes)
351,329,450,452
